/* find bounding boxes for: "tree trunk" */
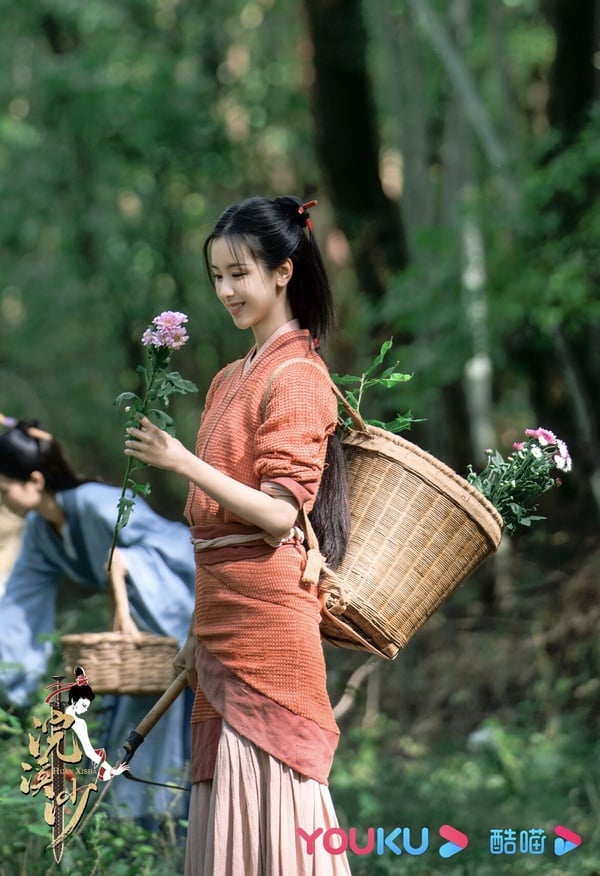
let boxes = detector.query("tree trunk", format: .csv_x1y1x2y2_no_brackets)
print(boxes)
404,0,519,215
372,3,435,230
530,0,600,518
543,0,600,139
303,0,409,302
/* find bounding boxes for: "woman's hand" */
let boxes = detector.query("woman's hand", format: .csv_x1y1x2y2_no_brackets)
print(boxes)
173,633,198,691
124,415,191,473
98,760,130,782
106,546,127,579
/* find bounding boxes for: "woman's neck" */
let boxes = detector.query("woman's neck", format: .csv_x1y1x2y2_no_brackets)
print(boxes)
38,492,65,531
244,319,301,376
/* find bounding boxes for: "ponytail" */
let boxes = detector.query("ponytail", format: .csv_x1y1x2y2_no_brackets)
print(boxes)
309,431,350,569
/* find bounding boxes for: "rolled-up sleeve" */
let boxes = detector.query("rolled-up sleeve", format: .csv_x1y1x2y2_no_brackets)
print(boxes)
254,361,338,512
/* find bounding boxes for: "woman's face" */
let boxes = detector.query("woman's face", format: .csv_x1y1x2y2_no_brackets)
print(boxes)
209,238,293,348
71,697,91,715
0,474,43,517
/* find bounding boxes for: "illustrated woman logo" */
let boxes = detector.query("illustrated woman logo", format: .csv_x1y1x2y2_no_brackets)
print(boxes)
57,666,129,782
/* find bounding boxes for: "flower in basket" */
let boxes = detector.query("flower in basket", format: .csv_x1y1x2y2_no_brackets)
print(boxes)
107,311,198,570
466,427,572,535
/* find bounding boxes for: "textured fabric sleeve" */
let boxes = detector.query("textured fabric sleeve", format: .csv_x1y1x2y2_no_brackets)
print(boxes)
0,517,61,705
254,359,338,512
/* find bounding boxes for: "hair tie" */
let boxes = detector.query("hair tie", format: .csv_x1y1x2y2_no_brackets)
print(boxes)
0,413,18,428
44,666,90,703
298,199,318,233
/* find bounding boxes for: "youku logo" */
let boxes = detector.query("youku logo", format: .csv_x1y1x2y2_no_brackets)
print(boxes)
297,824,468,858
297,823,582,860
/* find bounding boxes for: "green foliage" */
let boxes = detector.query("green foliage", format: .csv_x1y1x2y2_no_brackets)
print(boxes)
379,227,470,414
487,109,600,341
0,785,186,876
0,0,316,515
332,340,419,434
329,710,599,875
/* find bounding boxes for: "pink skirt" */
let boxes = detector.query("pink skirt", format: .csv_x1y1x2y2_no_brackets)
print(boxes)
184,722,352,876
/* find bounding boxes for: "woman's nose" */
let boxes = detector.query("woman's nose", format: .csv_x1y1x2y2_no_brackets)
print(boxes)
217,281,234,300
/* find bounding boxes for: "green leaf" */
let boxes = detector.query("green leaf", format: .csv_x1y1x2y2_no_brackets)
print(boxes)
148,408,176,432
330,372,361,386
384,412,422,433
114,391,141,409
332,339,416,433
379,373,413,388
366,338,393,374
116,496,135,529
130,481,152,497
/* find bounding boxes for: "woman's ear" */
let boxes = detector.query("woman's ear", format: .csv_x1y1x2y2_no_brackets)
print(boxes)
275,258,293,288
30,470,46,492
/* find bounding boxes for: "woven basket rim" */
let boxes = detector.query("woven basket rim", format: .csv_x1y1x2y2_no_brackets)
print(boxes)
342,424,504,543
60,632,179,645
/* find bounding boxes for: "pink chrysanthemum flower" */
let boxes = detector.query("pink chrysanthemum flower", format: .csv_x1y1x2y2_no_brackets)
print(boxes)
554,439,572,472
152,311,188,329
154,325,189,350
525,427,557,446
142,312,190,350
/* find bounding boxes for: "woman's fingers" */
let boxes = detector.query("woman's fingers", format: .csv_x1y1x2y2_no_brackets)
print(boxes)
125,416,156,454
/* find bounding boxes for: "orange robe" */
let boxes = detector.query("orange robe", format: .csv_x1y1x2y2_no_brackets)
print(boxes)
185,329,340,784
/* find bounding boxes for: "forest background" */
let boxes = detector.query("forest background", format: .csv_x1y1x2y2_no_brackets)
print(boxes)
0,0,599,874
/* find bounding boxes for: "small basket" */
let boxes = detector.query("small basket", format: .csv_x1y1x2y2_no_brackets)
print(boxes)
61,564,180,696
318,396,504,660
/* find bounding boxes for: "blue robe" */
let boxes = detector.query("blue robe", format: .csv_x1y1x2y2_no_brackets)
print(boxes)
0,481,195,821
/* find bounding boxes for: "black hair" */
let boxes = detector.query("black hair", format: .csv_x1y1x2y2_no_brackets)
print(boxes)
68,667,96,705
203,195,335,341
203,195,350,568
0,420,88,491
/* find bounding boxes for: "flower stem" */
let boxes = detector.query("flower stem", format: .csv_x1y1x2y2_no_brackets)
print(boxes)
107,456,134,572
106,355,160,572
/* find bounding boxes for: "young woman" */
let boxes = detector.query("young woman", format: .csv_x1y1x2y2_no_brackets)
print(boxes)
123,195,353,875
63,666,129,782
0,416,195,824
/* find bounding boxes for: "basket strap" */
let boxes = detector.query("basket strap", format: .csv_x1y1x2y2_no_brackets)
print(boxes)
328,378,369,433
108,567,142,641
299,508,346,609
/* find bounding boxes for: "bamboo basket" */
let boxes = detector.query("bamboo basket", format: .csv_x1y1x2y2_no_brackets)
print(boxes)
61,565,179,696
318,401,504,660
